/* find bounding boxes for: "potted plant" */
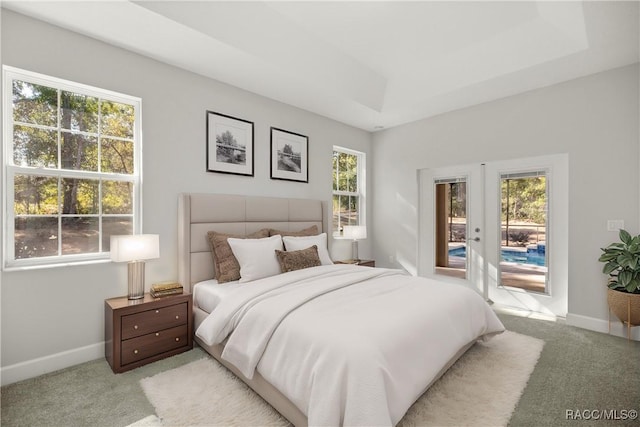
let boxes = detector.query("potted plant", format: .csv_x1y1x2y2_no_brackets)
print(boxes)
598,229,640,329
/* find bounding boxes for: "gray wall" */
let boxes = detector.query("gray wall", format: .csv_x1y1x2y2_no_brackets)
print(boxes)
0,10,372,380
371,64,639,329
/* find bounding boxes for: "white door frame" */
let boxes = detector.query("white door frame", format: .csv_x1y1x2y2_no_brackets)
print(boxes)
418,163,485,295
418,154,568,317
484,154,568,317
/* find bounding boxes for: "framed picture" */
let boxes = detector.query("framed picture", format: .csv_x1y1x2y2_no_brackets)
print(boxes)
206,111,254,176
270,127,309,183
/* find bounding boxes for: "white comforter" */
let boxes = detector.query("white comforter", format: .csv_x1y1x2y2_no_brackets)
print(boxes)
196,264,504,426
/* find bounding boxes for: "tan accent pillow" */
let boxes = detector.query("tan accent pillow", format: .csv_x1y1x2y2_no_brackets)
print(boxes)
207,229,270,283
269,225,318,237
275,245,321,273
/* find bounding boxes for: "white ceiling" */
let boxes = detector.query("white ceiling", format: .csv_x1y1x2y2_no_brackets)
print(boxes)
3,1,639,131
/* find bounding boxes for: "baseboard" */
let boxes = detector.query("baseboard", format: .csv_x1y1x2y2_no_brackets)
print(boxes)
495,304,640,341
1,342,104,386
492,303,562,322
566,313,640,341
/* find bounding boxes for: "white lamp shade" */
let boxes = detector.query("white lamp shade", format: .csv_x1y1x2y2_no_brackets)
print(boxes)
110,234,160,262
343,225,367,240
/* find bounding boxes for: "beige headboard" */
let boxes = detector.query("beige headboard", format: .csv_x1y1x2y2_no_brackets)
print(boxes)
178,193,327,292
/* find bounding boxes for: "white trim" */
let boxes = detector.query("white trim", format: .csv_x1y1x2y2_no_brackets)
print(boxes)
485,154,568,317
418,154,568,316
417,163,484,293
0,342,104,386
3,257,110,272
3,65,141,104
566,312,640,341
332,146,366,235
495,304,640,341
2,65,142,269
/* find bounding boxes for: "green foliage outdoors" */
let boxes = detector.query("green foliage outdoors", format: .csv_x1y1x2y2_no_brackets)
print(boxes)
333,151,358,194
332,151,359,229
448,177,546,226
12,79,135,259
598,229,640,294
501,177,546,225
13,80,134,217
333,152,358,210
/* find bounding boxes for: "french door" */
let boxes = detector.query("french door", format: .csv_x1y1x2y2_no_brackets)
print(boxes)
418,163,486,296
418,155,568,317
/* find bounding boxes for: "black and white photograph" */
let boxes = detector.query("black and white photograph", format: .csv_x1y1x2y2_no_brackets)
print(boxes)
206,111,254,176
270,127,308,182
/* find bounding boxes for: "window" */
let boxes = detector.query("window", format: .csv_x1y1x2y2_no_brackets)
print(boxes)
500,171,548,292
332,146,365,237
2,66,141,269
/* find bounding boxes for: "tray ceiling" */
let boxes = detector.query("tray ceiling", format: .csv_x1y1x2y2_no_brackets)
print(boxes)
3,1,638,131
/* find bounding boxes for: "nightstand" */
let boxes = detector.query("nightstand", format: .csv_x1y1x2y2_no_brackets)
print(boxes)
105,293,193,373
335,259,375,267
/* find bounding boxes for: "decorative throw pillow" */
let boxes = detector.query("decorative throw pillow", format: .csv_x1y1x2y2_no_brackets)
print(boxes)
227,235,284,283
268,225,318,237
275,245,322,273
207,229,270,283
282,233,333,265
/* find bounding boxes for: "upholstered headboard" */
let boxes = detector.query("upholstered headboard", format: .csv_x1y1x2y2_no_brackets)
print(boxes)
177,193,327,292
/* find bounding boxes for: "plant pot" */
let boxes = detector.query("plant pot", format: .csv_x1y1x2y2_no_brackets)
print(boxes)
607,288,640,326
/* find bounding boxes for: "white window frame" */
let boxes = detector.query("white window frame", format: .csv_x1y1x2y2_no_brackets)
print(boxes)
332,146,366,238
2,66,142,270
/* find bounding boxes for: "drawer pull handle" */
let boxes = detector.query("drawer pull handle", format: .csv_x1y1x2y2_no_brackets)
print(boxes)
134,349,139,354
155,310,160,314
155,333,160,337
134,325,138,330
175,315,179,319
175,337,180,342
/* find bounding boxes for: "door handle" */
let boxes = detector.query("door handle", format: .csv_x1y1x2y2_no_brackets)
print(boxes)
468,237,480,242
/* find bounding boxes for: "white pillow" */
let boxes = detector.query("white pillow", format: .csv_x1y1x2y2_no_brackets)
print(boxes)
282,233,333,265
228,235,284,283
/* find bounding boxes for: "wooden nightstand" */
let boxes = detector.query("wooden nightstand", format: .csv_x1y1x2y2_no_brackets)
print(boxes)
335,259,375,267
105,293,193,373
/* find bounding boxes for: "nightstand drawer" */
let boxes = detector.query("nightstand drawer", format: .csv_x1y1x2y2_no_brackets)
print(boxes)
121,324,189,365
121,302,187,340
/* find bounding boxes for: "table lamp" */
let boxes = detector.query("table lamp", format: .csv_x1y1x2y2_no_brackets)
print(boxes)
343,225,367,262
110,234,160,300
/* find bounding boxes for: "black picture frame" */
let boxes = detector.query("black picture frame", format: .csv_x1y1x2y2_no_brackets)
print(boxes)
270,127,309,183
206,111,254,176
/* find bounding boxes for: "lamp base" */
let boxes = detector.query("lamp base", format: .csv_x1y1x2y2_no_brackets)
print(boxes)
352,240,360,262
128,261,145,300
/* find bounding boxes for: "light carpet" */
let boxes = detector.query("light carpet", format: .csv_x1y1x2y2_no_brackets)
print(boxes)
139,330,543,426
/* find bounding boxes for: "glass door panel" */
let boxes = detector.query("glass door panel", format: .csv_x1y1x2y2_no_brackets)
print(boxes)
418,163,484,295
434,180,468,279
499,172,548,293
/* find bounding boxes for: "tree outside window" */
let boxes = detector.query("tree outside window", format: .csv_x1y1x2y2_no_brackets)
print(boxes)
332,147,365,236
4,67,141,268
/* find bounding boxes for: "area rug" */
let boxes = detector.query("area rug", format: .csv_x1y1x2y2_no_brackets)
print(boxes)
140,330,543,426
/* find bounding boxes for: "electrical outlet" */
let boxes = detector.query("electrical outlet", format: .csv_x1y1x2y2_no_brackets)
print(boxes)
607,220,624,232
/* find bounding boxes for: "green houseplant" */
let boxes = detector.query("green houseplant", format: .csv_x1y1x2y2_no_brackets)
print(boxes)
598,229,640,329
599,229,640,293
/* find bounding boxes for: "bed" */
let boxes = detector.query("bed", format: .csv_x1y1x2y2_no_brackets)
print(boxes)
177,193,504,426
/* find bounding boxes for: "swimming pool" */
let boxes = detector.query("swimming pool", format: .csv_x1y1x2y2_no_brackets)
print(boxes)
449,246,546,266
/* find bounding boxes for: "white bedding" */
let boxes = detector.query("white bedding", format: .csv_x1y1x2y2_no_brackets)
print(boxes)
192,279,241,313
196,264,505,426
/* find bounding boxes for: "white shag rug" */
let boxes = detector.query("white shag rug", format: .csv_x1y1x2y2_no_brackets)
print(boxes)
139,330,543,427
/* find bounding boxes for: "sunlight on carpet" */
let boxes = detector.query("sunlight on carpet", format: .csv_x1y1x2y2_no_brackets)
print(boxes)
127,415,163,426
140,330,543,426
